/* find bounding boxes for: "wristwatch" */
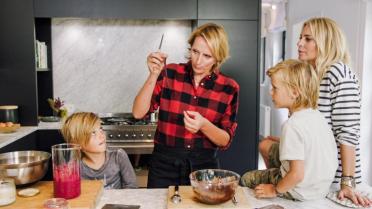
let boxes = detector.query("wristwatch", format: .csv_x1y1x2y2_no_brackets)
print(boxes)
275,187,285,198
341,176,356,189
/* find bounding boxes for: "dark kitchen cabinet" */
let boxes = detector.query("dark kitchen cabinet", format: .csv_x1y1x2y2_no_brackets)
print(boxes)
0,132,37,153
34,0,197,19
37,130,65,181
198,0,259,20
196,18,260,175
0,0,38,126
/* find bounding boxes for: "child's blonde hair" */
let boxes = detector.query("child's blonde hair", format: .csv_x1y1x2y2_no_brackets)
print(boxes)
61,112,100,147
267,59,319,110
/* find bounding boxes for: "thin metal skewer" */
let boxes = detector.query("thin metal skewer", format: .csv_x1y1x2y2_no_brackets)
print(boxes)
158,34,167,78
158,33,164,50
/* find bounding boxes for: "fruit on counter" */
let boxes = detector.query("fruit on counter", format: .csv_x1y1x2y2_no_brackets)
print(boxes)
0,122,14,127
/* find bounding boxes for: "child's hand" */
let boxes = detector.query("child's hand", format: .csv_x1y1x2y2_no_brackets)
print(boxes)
265,135,280,142
254,184,277,198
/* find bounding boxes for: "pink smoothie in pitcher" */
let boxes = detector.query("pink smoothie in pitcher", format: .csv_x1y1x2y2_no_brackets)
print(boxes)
53,161,81,199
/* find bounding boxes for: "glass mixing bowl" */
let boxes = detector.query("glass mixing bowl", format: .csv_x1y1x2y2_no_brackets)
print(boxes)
189,169,240,204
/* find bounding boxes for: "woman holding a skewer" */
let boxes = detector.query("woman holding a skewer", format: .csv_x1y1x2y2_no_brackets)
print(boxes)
132,23,240,188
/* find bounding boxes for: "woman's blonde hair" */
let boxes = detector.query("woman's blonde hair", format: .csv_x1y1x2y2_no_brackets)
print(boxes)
267,59,319,110
61,112,100,147
303,17,350,80
188,22,230,71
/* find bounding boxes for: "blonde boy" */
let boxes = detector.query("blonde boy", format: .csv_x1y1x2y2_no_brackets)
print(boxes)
61,112,137,189
241,60,338,200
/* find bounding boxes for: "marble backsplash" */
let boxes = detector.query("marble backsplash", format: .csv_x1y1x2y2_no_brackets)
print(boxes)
52,19,191,114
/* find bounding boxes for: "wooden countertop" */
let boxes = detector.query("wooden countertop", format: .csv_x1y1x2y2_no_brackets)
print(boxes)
3,180,103,209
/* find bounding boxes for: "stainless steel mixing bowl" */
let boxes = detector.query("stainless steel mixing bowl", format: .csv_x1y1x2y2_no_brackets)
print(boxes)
0,151,51,185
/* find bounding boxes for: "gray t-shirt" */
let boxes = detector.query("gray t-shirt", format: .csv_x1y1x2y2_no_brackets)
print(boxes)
81,148,137,189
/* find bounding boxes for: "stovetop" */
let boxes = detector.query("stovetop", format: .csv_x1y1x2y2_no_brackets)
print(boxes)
98,112,153,126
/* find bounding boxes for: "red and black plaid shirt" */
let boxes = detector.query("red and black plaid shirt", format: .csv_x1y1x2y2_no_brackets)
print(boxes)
150,62,239,150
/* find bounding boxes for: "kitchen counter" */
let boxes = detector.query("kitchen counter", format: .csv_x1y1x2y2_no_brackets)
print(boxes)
38,121,63,129
0,121,62,149
96,186,372,209
0,126,38,148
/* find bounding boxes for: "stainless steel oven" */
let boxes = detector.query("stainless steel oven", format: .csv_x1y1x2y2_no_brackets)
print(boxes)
98,112,155,187
98,113,156,154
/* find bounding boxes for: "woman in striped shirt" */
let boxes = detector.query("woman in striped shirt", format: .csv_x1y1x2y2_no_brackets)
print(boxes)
259,17,371,206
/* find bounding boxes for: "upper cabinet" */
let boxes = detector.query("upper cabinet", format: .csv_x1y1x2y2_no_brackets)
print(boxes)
0,0,39,126
33,0,197,19
198,0,259,20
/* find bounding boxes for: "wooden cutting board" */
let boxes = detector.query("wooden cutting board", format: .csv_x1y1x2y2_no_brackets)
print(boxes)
167,186,252,209
3,180,103,209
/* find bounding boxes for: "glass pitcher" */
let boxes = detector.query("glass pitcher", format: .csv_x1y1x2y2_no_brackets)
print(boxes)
52,143,81,199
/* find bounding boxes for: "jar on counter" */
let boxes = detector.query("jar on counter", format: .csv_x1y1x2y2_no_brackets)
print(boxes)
43,198,69,209
0,178,16,206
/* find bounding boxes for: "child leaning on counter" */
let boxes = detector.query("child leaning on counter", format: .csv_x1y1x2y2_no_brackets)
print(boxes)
61,112,137,189
241,60,338,201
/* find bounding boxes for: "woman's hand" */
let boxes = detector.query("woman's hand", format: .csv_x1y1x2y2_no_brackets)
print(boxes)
254,184,277,198
338,186,372,207
147,52,168,76
183,111,207,133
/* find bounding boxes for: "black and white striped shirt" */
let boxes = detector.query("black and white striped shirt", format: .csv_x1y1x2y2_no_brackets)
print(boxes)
318,61,362,184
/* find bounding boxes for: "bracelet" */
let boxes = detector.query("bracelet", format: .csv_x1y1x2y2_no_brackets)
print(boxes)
340,176,356,189
275,187,284,197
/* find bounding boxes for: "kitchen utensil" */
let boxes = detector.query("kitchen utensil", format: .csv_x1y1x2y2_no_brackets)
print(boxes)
171,185,182,204
0,151,51,185
0,178,16,206
189,169,240,204
158,34,167,78
158,33,164,50
0,105,18,123
232,195,238,205
52,143,81,199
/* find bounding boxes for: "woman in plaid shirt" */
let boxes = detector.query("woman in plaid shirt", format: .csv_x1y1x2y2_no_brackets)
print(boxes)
132,23,240,188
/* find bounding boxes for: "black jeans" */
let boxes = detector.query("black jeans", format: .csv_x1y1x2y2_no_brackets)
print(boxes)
147,144,219,188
